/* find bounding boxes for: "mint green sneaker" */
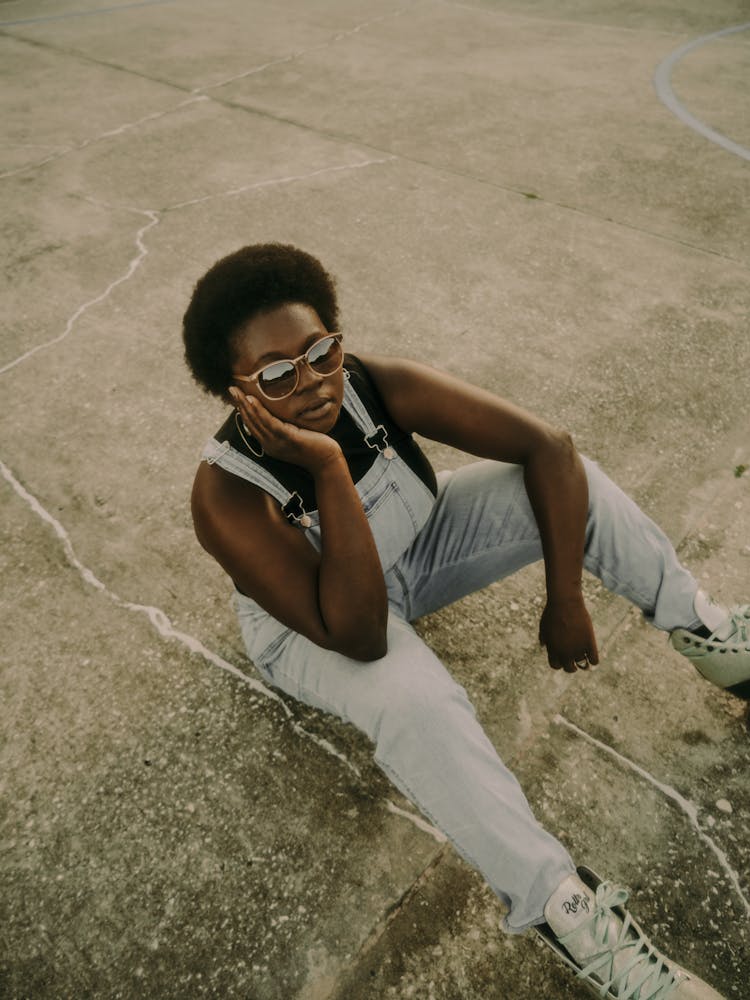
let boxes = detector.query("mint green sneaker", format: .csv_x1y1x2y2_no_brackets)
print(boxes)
670,590,750,698
536,867,725,999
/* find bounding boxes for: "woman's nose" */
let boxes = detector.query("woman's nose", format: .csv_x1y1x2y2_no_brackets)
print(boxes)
295,357,323,390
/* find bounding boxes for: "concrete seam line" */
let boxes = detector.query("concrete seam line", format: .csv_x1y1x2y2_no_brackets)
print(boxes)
0,0,176,28
3,21,746,264
0,0,404,181
439,0,677,37
194,2,417,95
653,22,750,162
554,714,750,919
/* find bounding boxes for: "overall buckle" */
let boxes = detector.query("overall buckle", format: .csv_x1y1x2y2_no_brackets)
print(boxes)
365,424,395,459
281,491,312,528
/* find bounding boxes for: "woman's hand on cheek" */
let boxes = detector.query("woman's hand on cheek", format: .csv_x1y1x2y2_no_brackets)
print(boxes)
229,388,341,472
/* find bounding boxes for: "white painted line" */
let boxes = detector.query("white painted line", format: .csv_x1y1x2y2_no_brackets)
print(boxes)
0,456,273,693
0,156,396,378
0,206,159,375
0,454,367,777
0,97,206,180
554,714,750,919
0,456,456,844
164,156,398,211
386,801,447,843
653,23,750,162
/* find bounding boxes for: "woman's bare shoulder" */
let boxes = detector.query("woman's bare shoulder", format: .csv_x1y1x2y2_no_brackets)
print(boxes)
191,460,274,555
190,458,324,626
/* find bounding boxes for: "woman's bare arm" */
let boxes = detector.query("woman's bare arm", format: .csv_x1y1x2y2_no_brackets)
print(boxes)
192,396,388,662
362,355,598,672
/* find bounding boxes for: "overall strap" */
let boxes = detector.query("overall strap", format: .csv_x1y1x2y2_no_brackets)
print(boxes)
200,374,393,526
200,438,312,527
342,372,377,434
342,369,395,458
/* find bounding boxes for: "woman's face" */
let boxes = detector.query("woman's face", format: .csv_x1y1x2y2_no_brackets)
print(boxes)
229,302,345,433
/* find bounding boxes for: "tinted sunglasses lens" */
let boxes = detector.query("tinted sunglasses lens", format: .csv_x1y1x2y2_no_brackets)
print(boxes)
308,336,342,374
259,361,297,398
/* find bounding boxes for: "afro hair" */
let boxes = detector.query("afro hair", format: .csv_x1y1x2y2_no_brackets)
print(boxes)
182,243,339,397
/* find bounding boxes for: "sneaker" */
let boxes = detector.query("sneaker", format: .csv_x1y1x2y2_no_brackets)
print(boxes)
536,866,725,999
670,590,750,698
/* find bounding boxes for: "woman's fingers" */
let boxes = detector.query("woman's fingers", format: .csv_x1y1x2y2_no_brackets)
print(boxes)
542,640,597,672
229,386,253,423
228,389,331,468
230,389,278,444
241,396,270,438
549,653,592,673
539,597,600,674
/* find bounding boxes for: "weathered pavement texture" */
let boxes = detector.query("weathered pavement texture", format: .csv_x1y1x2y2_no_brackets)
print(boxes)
1,1,749,997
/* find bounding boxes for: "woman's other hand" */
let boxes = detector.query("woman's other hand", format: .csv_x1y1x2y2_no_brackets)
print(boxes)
538,592,600,673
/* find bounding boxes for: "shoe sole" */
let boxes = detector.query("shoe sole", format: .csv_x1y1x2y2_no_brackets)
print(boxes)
727,678,750,700
534,921,612,999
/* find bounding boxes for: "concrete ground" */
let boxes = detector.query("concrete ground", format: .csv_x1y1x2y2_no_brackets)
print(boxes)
1,1,749,997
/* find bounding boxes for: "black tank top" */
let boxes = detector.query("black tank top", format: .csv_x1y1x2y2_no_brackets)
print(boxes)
214,354,438,510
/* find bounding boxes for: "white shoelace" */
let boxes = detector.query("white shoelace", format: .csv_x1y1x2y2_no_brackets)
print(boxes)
557,881,682,999
713,605,750,645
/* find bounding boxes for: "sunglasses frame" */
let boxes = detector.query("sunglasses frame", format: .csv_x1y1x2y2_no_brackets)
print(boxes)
232,333,344,401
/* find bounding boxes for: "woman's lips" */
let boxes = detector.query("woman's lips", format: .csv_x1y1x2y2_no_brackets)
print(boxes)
297,397,334,419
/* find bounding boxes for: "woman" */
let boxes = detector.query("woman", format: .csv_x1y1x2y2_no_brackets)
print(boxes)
184,243,746,999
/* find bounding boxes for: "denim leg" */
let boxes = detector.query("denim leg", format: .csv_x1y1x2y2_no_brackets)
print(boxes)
253,613,575,933
396,457,700,632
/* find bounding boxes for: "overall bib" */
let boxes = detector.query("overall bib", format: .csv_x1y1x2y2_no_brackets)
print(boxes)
201,374,701,932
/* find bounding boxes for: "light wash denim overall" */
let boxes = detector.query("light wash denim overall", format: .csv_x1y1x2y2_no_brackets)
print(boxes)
202,373,701,933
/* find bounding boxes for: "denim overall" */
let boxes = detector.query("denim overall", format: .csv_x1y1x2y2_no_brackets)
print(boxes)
202,373,437,663
201,376,701,933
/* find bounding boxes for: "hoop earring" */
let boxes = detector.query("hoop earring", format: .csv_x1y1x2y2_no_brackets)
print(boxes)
235,411,265,458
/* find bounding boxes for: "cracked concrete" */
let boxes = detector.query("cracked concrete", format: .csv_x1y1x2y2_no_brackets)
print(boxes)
1,1,748,997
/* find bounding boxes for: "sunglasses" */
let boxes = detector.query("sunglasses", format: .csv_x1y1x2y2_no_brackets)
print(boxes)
232,333,344,401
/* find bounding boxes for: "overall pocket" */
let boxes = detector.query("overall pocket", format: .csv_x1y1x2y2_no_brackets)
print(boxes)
364,478,426,572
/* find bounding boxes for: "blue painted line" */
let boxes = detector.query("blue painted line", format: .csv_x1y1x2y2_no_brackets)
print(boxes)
653,22,750,162
0,0,176,28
